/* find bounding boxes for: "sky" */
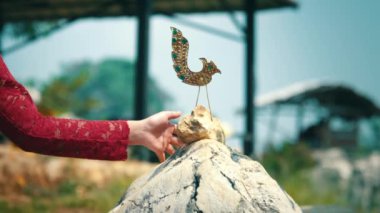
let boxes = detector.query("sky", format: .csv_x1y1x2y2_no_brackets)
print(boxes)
2,0,380,153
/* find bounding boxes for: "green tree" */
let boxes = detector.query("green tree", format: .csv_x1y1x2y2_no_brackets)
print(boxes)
38,61,96,116
261,143,316,181
39,58,172,119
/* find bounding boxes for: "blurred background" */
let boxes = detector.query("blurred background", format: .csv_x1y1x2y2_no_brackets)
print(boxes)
1,0,379,212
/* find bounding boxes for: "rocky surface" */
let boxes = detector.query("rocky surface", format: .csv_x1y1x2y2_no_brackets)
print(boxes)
111,140,301,213
311,148,353,189
175,105,225,144
310,149,380,211
349,152,380,211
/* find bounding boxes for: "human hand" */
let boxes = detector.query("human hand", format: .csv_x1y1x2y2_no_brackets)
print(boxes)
128,111,183,162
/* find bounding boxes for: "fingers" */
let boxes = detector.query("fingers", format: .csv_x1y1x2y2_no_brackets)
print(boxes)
155,138,183,163
170,136,183,148
163,111,182,120
155,150,166,163
166,144,175,155
168,124,184,148
154,144,176,163
158,126,181,162
159,126,173,161
146,111,183,163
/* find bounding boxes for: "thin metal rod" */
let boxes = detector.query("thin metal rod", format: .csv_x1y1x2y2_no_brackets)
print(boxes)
206,85,213,121
195,86,200,106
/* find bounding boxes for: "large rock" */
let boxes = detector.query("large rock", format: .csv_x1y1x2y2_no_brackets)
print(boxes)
111,140,301,213
175,105,225,144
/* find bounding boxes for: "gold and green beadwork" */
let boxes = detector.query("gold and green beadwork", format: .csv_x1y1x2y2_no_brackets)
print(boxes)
170,27,221,119
170,27,221,86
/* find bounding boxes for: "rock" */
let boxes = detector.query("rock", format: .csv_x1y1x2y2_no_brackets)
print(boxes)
312,148,353,182
302,205,354,213
311,148,353,191
175,105,225,144
111,140,301,213
348,152,380,211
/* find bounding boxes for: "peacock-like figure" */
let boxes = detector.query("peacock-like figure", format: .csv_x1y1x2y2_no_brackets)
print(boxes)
171,27,221,117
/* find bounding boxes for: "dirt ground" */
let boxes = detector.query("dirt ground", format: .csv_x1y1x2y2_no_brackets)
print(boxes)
0,141,157,211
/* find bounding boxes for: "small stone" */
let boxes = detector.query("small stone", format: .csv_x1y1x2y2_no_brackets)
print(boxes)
172,38,177,43
181,38,188,44
175,105,225,144
208,64,213,70
172,29,178,35
174,65,181,72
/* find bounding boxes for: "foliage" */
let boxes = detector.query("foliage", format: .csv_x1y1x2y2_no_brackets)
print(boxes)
37,62,95,116
0,178,134,213
38,58,172,119
260,142,345,205
261,142,316,182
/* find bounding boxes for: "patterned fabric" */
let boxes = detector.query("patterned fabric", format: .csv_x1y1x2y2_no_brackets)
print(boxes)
0,56,129,160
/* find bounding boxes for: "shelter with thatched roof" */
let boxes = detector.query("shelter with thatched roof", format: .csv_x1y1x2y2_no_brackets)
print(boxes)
256,81,380,149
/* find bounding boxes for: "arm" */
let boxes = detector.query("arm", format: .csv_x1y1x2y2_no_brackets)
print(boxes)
0,57,182,161
0,57,129,160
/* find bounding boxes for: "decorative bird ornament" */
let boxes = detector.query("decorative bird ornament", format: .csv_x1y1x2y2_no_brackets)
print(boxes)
171,27,221,118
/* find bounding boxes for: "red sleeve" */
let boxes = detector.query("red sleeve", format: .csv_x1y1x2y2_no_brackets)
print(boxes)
0,56,130,161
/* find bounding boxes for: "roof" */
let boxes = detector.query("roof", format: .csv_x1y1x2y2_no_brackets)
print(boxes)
256,81,380,120
0,0,297,23
256,81,322,107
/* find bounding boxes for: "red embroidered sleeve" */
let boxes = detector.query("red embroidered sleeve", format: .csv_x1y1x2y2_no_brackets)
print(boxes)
0,56,129,160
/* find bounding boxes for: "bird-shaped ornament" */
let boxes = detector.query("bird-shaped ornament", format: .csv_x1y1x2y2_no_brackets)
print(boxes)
171,27,221,118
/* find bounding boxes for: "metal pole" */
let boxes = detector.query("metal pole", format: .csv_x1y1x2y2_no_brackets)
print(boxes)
244,0,256,156
134,0,152,119
267,106,279,144
296,104,304,140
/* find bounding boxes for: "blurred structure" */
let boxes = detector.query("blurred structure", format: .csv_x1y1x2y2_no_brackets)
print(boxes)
256,81,380,149
349,151,380,211
0,0,297,156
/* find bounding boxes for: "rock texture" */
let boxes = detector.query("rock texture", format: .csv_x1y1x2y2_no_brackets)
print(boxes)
111,140,301,213
349,152,380,211
175,105,225,144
